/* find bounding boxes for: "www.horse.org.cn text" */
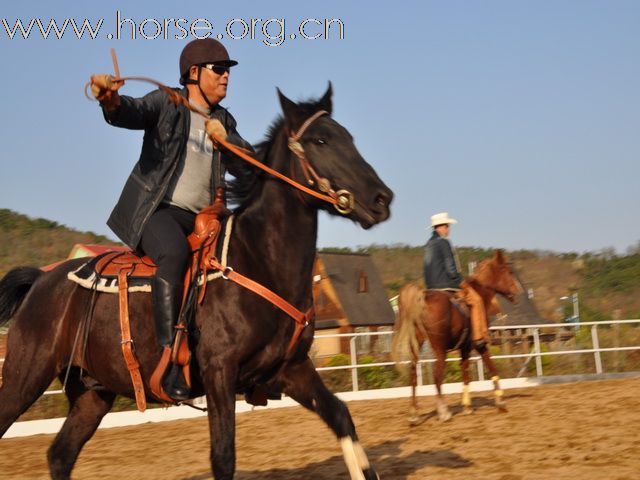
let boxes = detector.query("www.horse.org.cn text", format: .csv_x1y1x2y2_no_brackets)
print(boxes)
1,12,345,46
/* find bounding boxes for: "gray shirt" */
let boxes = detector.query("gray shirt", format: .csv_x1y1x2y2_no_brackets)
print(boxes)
163,107,214,212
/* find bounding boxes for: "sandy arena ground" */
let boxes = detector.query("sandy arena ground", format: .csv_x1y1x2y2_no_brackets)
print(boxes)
1,376,639,479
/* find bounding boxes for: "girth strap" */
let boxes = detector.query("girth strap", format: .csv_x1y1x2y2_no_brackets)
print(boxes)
118,267,147,411
208,258,314,355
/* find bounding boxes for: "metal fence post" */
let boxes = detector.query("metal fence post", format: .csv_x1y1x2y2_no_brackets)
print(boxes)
533,328,543,376
477,358,485,381
416,361,424,386
591,324,603,374
350,335,358,392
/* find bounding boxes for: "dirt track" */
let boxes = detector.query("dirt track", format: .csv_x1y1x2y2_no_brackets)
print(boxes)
1,377,639,479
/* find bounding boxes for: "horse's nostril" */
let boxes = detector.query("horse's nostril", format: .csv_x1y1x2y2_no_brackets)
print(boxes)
374,192,391,208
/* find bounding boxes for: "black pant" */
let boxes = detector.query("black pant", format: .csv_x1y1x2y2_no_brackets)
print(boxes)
139,205,195,285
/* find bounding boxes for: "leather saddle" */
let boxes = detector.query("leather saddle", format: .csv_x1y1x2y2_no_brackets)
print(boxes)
426,289,470,318
96,201,226,286
449,296,470,318
426,289,471,351
100,194,228,411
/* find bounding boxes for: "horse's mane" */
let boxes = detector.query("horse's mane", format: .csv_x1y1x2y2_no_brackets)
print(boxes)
467,257,495,289
226,96,329,210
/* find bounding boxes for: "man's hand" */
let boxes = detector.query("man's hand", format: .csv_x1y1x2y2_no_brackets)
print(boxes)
90,74,123,110
205,119,228,147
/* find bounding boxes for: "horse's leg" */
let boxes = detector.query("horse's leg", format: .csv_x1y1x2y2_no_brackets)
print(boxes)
478,346,507,412
408,355,420,425
460,347,473,414
0,324,59,437
280,358,379,480
433,351,451,421
201,364,238,480
47,371,116,480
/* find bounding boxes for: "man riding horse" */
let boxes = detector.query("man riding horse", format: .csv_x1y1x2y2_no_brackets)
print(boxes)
90,39,253,400
423,212,490,350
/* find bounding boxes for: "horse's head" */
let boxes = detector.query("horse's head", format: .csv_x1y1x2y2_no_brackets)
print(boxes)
274,83,393,228
474,250,522,302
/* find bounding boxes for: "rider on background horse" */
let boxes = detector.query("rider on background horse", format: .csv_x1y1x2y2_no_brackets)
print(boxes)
90,39,253,400
423,212,490,350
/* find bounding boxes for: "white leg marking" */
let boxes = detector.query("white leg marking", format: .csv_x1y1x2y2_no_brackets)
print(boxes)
353,441,371,470
462,384,473,414
492,375,506,410
436,397,452,422
340,437,366,480
462,384,471,407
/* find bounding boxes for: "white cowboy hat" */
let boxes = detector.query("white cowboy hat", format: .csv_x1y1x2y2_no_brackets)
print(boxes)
430,212,458,228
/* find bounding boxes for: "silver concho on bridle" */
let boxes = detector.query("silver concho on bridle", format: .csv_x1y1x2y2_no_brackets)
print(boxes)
334,190,355,214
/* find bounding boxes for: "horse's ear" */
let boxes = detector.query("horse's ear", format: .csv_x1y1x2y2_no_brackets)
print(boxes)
495,249,505,263
318,81,333,115
277,88,303,133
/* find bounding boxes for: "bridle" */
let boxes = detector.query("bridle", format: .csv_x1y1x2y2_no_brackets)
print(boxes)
286,110,355,214
85,50,354,215
83,51,361,357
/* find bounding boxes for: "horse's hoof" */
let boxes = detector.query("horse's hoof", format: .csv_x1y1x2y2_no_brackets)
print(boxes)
438,411,452,422
496,403,508,413
437,403,452,422
462,406,474,415
408,414,428,426
363,467,380,480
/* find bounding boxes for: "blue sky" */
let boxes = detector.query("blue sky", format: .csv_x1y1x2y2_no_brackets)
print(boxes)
1,1,638,254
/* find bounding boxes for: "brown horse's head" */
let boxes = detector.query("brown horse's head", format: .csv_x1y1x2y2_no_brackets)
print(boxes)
473,250,521,302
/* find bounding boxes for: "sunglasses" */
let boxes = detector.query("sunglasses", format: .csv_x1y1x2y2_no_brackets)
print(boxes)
201,63,230,75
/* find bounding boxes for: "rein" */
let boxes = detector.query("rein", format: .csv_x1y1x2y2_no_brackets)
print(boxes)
85,54,353,214
84,50,337,357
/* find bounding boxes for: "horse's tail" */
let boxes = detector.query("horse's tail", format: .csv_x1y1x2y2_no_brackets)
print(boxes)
391,283,427,366
0,267,43,325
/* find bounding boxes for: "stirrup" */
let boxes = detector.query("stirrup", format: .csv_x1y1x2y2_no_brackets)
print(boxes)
163,363,191,401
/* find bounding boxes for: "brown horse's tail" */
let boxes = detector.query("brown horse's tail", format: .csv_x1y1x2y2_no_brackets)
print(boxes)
0,267,43,325
392,283,427,367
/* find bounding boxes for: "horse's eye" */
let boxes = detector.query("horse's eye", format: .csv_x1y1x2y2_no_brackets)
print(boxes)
313,138,326,145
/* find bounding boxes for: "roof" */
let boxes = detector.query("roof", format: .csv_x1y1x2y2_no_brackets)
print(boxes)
316,252,395,328
68,244,128,259
40,243,128,271
492,269,546,326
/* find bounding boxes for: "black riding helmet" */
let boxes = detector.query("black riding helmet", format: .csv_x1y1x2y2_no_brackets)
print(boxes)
179,38,238,85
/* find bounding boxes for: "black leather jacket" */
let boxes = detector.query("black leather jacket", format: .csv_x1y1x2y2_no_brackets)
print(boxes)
103,87,252,249
423,231,464,289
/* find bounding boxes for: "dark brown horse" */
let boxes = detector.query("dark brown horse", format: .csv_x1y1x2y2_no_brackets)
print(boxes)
392,250,520,424
0,85,392,480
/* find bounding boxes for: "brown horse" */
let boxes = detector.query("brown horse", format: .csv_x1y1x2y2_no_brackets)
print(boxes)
392,250,520,424
0,85,392,480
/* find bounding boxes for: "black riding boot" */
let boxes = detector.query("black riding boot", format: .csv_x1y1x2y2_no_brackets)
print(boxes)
151,276,190,401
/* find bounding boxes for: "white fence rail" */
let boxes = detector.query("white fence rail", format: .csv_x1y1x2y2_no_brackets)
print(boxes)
313,319,640,391
1,319,639,396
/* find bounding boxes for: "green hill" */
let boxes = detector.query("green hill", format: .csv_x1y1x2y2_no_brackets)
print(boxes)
322,244,640,322
1,209,639,322
0,209,116,275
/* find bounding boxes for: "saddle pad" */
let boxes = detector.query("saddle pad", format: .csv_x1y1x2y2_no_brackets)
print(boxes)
67,215,235,293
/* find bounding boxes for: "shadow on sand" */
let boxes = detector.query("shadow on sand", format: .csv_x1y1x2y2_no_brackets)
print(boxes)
405,391,533,426
185,439,472,480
